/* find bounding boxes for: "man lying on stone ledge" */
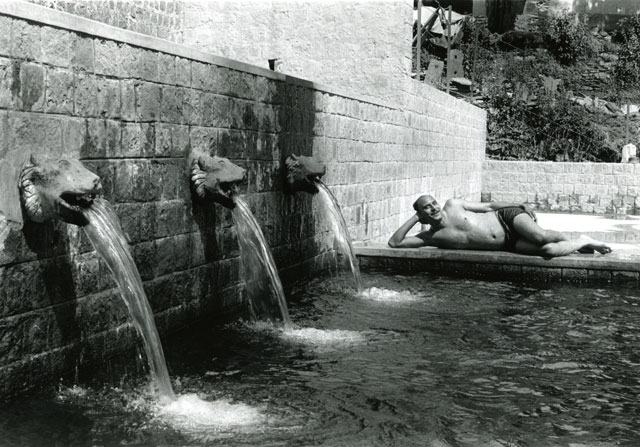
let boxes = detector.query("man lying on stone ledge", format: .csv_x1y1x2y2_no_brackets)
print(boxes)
388,195,612,258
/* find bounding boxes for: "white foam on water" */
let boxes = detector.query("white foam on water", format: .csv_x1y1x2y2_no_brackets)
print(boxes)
357,287,420,303
156,393,265,431
56,385,89,401
281,327,366,349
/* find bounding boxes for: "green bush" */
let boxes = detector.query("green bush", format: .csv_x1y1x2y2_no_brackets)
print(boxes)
487,88,618,162
543,11,595,65
613,14,640,101
613,13,640,44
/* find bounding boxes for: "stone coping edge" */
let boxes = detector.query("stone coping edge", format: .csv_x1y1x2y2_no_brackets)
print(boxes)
353,243,640,272
0,0,398,110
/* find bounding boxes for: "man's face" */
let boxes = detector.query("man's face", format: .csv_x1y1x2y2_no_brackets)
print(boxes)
415,196,441,222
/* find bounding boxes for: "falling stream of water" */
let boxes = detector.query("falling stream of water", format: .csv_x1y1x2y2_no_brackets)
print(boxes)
232,197,292,329
83,199,175,400
314,181,363,293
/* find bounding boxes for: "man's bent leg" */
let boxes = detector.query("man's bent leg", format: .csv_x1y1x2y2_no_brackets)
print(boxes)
514,235,611,258
512,214,567,246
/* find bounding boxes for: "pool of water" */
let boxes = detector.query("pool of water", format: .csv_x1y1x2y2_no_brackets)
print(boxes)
1,271,640,446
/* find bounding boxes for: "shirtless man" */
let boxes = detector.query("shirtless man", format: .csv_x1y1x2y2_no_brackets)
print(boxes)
388,195,612,258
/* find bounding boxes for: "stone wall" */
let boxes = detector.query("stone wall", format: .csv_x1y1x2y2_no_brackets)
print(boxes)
26,0,185,42
482,160,640,214
180,0,413,104
0,3,485,396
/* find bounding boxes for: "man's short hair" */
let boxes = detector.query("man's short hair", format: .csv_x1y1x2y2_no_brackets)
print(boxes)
413,194,434,211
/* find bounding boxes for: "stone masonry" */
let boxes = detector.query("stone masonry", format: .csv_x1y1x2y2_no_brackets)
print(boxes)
483,160,640,214
0,5,485,397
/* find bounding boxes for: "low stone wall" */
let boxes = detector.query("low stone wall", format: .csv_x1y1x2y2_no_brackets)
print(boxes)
0,3,485,396
482,160,640,214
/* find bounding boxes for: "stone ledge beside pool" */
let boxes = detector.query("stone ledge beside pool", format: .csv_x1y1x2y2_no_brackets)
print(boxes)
354,243,640,284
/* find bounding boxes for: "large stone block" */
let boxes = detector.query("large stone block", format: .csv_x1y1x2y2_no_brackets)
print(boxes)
189,126,217,155
45,68,74,114
96,78,121,119
18,63,45,112
11,20,41,61
60,118,85,158
74,73,98,117
155,123,189,157
135,82,161,122
120,80,136,121
155,200,186,238
192,61,217,91
8,112,63,155
150,160,181,201
157,53,176,85
184,88,202,126
0,17,10,58
0,58,15,109
71,36,94,72
41,27,74,68
94,40,124,77
113,160,151,202
175,57,191,87
131,240,157,281
121,123,155,158
160,85,184,123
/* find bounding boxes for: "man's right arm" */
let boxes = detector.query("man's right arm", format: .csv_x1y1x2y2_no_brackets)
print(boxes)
388,214,435,248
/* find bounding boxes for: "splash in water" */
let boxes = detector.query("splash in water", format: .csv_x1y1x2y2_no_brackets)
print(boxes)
314,181,363,293
83,199,175,400
358,287,420,303
156,394,265,430
232,197,292,329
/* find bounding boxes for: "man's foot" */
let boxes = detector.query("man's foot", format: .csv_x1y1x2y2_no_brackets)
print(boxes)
577,235,612,255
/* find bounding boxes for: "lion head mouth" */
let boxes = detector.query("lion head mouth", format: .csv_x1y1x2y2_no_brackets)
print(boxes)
285,154,327,194
190,154,246,209
20,156,104,226
57,187,102,226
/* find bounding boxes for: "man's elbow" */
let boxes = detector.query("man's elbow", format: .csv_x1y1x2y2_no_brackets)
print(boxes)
388,239,399,248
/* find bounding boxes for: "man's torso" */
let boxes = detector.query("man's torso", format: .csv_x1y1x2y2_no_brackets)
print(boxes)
431,201,506,250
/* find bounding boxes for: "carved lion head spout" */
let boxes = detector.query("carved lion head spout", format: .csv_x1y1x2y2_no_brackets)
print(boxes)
189,151,247,209
285,154,326,194
19,154,103,226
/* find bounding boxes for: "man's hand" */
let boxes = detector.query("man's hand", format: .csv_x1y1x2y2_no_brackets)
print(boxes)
416,212,430,225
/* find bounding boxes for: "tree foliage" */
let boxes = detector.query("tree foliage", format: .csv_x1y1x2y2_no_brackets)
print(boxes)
613,14,640,99
486,87,617,162
543,11,595,65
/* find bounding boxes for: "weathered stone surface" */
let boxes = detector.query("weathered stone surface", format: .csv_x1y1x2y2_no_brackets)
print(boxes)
175,57,191,87
155,123,189,157
157,53,176,85
160,85,184,123
135,82,161,122
192,61,218,92
19,63,45,112
0,58,15,109
41,27,75,67
60,118,85,158
96,78,121,119
11,20,41,61
121,123,155,158
0,17,11,58
71,37,94,72
45,68,74,114
94,40,123,77
74,73,98,117
8,113,63,155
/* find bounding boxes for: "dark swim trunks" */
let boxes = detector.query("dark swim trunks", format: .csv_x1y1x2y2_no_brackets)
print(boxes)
495,206,535,250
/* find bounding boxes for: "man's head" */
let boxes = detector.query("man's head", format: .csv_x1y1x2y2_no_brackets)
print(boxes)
413,195,442,224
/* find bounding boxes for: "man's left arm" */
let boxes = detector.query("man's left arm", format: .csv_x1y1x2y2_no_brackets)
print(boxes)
458,199,537,220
